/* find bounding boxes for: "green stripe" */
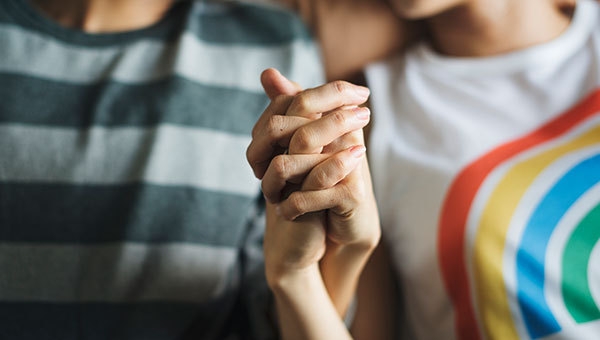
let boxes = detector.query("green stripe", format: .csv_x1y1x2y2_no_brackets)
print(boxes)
562,202,600,323
0,182,258,247
0,0,310,47
0,73,267,133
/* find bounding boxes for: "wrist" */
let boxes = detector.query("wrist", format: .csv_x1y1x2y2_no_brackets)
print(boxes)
328,201,381,251
333,223,381,253
324,233,379,266
318,233,379,318
266,263,322,294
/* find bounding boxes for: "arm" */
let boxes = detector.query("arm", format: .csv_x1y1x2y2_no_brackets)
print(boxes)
267,241,398,340
319,235,375,317
247,70,381,338
283,0,420,81
351,242,399,340
318,157,379,317
265,207,354,340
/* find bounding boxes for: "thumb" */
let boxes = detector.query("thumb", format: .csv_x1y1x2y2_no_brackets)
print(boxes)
261,68,303,99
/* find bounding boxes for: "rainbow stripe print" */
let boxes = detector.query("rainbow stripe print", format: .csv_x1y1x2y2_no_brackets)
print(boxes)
438,90,600,340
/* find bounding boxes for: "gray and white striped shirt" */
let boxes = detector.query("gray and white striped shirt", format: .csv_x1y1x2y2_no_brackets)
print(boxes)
0,0,324,339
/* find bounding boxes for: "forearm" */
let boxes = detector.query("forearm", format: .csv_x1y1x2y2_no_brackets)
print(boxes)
351,243,399,340
319,239,378,318
268,264,353,340
320,159,381,318
251,72,382,339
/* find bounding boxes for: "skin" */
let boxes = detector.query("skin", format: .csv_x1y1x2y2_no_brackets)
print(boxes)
30,0,175,33
252,1,574,340
287,0,572,79
27,0,577,338
27,1,401,338
28,0,396,338
281,0,418,81
30,0,413,81
248,69,381,340
424,0,571,57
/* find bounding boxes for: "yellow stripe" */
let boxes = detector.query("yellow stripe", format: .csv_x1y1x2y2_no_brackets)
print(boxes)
473,125,600,340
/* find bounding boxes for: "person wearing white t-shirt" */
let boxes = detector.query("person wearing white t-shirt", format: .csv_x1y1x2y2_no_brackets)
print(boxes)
247,0,600,339
367,0,600,339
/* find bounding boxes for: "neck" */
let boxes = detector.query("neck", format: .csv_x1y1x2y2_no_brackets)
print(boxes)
427,0,572,57
30,0,176,33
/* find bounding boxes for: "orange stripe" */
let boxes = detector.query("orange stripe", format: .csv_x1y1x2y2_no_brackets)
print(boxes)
475,126,600,339
437,89,600,340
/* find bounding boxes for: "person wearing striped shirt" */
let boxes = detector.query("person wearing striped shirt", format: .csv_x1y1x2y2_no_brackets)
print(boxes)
0,0,324,339
0,0,415,338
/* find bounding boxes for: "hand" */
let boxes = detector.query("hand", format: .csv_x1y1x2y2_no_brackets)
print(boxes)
262,143,368,284
247,69,380,284
247,70,371,179
249,69,380,245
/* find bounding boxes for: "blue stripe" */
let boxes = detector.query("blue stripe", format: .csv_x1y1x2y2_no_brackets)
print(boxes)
0,73,267,133
0,183,256,246
516,153,600,338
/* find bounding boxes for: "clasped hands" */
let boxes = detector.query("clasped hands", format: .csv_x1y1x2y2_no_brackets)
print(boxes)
247,69,380,289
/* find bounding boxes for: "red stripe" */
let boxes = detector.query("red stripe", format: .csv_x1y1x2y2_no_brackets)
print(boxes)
437,89,600,340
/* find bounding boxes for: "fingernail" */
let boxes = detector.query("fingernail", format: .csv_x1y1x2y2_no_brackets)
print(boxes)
349,145,366,158
355,107,370,120
354,86,370,99
275,205,282,217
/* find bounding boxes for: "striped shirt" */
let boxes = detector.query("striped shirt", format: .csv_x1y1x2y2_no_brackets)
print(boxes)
0,0,324,339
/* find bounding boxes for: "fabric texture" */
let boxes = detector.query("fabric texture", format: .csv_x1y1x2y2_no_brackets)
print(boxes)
0,0,324,339
366,1,600,339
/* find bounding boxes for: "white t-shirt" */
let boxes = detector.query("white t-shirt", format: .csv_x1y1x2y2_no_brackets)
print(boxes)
366,1,600,339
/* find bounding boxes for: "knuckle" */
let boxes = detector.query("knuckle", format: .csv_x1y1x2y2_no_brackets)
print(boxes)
288,192,307,215
271,155,289,179
332,80,350,95
313,170,330,189
291,94,311,114
331,110,347,126
246,144,260,167
245,144,254,164
290,128,313,152
312,157,345,189
265,115,284,138
345,131,363,145
331,155,348,173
